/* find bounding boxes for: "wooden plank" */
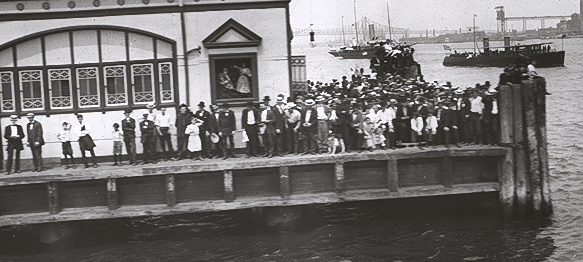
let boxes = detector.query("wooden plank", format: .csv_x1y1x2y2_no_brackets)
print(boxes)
107,178,118,210
59,180,107,209
398,158,442,187
232,168,279,198
335,162,345,193
498,84,514,145
289,164,335,195
451,157,499,184
514,147,527,218
47,182,59,215
344,160,387,190
522,80,542,213
387,159,398,192
165,175,176,207
512,83,525,144
224,170,234,202
0,147,509,187
174,172,224,203
117,176,166,206
499,148,514,220
279,166,290,199
0,183,500,227
442,156,453,188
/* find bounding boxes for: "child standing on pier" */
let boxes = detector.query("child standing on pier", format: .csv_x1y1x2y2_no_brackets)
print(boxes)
112,123,123,166
185,117,203,161
57,122,75,169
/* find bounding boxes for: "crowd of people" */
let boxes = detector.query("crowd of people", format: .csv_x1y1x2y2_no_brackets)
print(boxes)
3,58,545,174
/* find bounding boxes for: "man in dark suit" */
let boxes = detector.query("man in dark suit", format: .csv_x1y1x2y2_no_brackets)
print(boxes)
395,100,412,144
349,105,364,151
140,113,157,164
482,91,499,146
5,115,24,174
260,96,277,157
26,113,44,172
335,97,351,152
194,101,211,158
218,104,236,159
300,99,318,154
242,101,259,157
175,104,192,160
122,109,137,165
272,96,286,156
442,102,461,148
208,104,221,158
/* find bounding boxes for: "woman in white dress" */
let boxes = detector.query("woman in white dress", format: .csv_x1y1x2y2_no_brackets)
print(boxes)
185,117,203,160
234,63,251,94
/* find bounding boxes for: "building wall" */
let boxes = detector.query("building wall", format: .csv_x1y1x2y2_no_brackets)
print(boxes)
0,1,291,159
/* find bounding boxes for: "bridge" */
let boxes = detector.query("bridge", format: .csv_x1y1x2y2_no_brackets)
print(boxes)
496,6,574,34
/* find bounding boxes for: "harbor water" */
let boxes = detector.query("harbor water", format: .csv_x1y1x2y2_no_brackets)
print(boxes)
0,38,582,261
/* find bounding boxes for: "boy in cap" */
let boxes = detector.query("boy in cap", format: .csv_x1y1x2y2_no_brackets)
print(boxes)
26,113,44,172
4,115,25,174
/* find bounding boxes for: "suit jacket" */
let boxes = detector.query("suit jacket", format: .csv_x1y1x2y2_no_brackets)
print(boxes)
4,124,25,151
482,97,497,123
26,121,44,146
208,111,221,134
140,119,155,143
349,111,364,131
261,108,276,135
272,105,285,131
218,110,236,134
335,103,351,125
176,111,192,137
396,105,412,123
194,109,211,131
242,108,259,128
300,107,318,132
122,117,136,139
442,109,458,128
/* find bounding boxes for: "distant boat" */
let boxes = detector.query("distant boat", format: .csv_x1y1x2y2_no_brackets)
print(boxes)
443,39,565,68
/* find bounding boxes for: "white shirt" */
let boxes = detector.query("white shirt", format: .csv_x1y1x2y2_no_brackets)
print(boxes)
112,130,123,142
10,125,17,137
155,113,172,128
366,111,381,125
411,117,424,133
76,122,90,137
316,105,327,120
305,109,312,123
425,116,438,134
147,111,157,122
247,110,256,125
492,99,498,115
261,109,268,122
469,97,484,114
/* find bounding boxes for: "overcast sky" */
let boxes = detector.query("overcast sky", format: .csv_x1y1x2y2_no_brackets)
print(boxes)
290,0,580,31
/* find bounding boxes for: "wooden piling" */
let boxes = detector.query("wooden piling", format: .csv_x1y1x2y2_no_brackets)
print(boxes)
522,80,542,213
534,78,552,214
165,175,176,207
498,84,514,145
512,83,527,218
47,182,59,215
107,178,118,210
279,166,291,200
442,155,453,188
499,148,515,220
335,162,345,193
387,159,399,192
223,170,235,203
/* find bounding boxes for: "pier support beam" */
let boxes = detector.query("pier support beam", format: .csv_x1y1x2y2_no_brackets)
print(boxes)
47,182,59,215
442,155,453,188
500,148,515,220
335,162,345,194
224,170,235,203
165,175,176,207
279,166,291,200
107,178,118,210
513,83,527,218
534,78,552,215
523,80,542,213
387,159,399,192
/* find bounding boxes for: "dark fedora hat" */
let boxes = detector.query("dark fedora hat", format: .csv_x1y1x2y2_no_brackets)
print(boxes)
197,101,205,107
263,95,271,101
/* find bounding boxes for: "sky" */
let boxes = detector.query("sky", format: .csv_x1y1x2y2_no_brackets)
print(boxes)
289,0,580,31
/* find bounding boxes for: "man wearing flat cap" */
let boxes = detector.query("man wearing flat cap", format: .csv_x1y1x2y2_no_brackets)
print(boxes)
26,113,44,172
122,109,137,165
5,115,24,174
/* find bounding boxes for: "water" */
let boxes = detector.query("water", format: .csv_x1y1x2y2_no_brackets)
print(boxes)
1,38,582,261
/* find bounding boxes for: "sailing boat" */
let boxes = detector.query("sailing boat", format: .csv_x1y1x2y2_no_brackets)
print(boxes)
328,0,390,59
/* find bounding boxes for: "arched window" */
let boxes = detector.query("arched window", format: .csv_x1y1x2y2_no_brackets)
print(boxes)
0,26,177,114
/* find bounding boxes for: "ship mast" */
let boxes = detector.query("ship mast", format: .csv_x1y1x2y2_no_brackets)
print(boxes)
353,0,359,48
342,16,347,46
473,14,477,54
387,0,392,41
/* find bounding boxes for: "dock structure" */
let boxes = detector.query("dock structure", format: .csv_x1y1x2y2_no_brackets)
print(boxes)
0,79,551,227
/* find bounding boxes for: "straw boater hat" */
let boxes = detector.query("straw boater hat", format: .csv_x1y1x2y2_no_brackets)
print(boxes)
26,113,34,118
304,98,315,106
146,103,155,109
315,96,325,103
10,115,17,120
210,133,220,144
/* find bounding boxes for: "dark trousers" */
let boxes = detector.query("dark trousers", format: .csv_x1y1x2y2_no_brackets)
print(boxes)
484,114,500,145
200,133,211,157
80,148,97,166
124,136,137,163
469,112,483,143
6,148,20,172
444,128,460,145
177,134,188,158
159,127,174,158
384,130,395,148
245,125,259,156
31,146,42,170
142,134,155,162
350,128,364,150
338,122,351,151
221,133,234,156
286,125,299,154
274,132,283,154
395,121,410,143
301,128,317,153
263,132,275,154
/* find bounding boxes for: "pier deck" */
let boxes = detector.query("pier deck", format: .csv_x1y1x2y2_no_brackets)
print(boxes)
0,145,509,227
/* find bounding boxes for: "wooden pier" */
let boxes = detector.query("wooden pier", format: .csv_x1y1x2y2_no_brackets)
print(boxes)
0,78,551,228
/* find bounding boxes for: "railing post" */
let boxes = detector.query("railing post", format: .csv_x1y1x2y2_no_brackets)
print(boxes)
279,166,291,200
166,175,176,207
335,162,345,194
47,182,59,215
224,170,235,203
107,178,118,210
387,159,399,192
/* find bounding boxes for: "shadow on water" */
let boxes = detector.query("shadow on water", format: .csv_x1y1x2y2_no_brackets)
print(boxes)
0,193,556,261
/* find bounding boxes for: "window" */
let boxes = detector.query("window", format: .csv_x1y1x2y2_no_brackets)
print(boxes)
104,66,127,106
49,69,73,109
0,72,15,112
77,67,100,107
19,70,44,110
132,64,154,104
159,63,173,102
209,53,258,103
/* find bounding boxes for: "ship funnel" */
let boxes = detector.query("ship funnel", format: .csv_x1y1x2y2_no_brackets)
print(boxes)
504,36,511,52
483,38,490,53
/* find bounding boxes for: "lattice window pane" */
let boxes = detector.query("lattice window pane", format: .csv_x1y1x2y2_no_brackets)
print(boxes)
77,67,100,107
104,65,127,105
19,70,44,110
0,72,15,111
131,64,154,104
49,69,72,108
159,62,173,102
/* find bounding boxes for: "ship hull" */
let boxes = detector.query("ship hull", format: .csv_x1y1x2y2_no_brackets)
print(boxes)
443,51,565,68
328,49,376,59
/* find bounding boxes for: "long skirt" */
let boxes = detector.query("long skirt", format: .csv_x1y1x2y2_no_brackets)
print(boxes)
79,135,96,151
188,134,202,152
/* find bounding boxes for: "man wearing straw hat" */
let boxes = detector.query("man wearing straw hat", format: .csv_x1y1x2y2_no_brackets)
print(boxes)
4,115,24,174
26,113,44,172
